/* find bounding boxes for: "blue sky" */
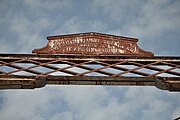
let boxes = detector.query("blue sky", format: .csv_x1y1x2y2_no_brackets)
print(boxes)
0,0,180,120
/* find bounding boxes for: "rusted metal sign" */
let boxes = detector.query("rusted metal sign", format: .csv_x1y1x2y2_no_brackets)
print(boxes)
32,32,154,56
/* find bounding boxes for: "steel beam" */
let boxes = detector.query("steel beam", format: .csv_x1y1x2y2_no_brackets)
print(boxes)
0,54,180,91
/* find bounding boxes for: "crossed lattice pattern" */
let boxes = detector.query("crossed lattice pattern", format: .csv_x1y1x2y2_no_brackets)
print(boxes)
0,55,179,78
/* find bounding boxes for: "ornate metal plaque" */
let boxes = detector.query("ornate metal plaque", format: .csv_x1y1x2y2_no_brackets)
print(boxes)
32,32,154,56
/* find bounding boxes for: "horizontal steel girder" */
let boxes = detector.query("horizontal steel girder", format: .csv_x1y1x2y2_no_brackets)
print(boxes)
0,54,180,91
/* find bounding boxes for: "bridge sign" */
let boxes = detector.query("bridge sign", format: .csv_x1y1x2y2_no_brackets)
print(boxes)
32,32,154,57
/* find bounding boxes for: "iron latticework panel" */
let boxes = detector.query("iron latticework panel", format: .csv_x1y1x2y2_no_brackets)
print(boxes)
0,54,180,91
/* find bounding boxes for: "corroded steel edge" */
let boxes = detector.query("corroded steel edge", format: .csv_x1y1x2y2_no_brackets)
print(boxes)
0,75,46,89
0,75,180,91
0,54,180,62
47,32,139,41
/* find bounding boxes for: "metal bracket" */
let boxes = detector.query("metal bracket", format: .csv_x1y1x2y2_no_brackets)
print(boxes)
155,78,169,90
155,78,180,92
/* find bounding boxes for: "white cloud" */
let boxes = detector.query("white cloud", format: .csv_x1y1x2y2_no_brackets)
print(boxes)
172,107,180,120
54,16,82,34
23,0,72,15
141,99,171,120
0,86,180,120
51,111,73,120
92,0,143,22
126,0,180,37
0,89,49,120
53,16,107,34
0,39,14,53
92,0,180,36
9,14,53,52
92,0,180,54
0,0,73,53
0,0,180,120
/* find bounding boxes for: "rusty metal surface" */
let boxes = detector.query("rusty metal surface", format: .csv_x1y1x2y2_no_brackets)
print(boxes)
32,32,154,57
0,33,179,91
0,54,179,91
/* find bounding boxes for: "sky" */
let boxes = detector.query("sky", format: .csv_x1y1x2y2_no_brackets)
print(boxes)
0,0,180,120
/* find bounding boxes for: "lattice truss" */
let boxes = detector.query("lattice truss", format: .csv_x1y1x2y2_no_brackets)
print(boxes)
0,54,180,91
0,55,179,77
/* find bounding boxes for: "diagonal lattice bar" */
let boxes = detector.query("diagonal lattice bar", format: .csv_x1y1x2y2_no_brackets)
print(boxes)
75,61,127,76
60,60,115,76
112,61,161,77
0,54,180,91
128,61,180,77
0,59,42,75
96,61,150,76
